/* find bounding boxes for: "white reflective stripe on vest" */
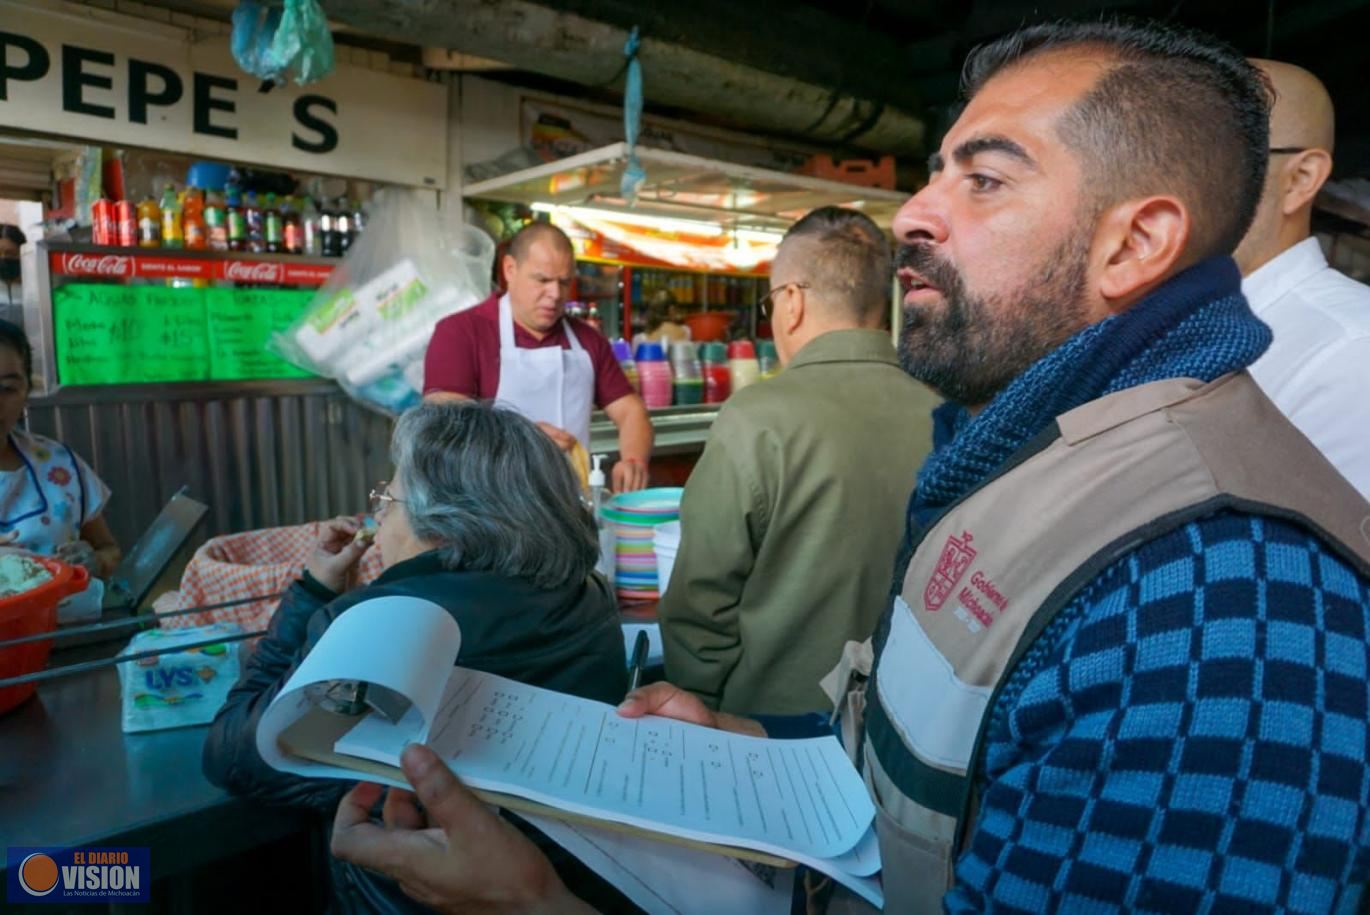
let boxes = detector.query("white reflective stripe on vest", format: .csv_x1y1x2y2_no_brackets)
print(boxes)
875,596,990,772
855,373,1370,912
493,293,595,451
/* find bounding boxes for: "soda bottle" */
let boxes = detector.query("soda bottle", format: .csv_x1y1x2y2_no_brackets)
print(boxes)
225,190,247,252
91,199,114,245
159,184,183,248
115,199,138,247
301,196,322,256
351,200,366,240
264,193,284,254
282,199,303,255
335,198,353,255
243,191,265,254
136,197,161,247
319,202,338,257
204,189,227,251
182,187,207,250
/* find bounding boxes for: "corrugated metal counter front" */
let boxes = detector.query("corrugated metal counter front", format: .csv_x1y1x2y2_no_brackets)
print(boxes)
0,665,313,879
26,381,717,551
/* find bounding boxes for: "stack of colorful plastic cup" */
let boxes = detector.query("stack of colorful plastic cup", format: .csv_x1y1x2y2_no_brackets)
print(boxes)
701,342,731,404
613,339,639,393
727,339,761,395
757,339,780,380
669,341,704,405
634,342,673,409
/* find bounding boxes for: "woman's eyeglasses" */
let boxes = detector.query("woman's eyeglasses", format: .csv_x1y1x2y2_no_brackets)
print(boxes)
369,481,405,515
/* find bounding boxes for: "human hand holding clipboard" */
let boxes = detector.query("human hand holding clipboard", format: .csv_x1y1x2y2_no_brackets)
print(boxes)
332,743,597,915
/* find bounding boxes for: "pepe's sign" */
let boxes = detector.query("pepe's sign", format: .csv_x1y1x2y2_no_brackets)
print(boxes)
0,0,447,187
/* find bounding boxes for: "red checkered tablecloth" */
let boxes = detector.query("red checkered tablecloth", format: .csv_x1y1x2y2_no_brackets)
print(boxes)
154,522,384,634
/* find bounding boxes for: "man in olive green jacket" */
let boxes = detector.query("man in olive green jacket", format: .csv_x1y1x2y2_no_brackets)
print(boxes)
659,207,941,715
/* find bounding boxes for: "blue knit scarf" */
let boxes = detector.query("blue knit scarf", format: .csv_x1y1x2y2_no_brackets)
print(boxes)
913,257,1271,522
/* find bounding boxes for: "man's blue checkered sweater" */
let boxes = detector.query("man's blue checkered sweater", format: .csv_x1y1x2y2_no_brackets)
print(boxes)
912,259,1370,913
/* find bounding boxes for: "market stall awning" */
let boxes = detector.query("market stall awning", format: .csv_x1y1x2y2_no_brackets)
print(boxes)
462,143,909,233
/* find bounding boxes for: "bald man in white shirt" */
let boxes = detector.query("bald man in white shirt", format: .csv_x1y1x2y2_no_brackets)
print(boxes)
1234,59,1370,498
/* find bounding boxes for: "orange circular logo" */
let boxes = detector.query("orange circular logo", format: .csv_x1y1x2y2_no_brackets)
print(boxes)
19,852,59,896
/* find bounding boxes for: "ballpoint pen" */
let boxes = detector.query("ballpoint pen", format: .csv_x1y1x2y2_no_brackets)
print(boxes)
627,629,650,694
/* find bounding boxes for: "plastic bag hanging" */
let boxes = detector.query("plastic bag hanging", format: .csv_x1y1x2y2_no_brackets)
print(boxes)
620,27,646,205
231,1,287,83
271,0,335,84
230,0,335,86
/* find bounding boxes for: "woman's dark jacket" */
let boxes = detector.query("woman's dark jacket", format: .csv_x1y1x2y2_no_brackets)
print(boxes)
202,551,629,913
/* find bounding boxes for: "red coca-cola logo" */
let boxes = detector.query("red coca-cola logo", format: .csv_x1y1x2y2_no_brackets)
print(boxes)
222,260,284,283
59,253,133,277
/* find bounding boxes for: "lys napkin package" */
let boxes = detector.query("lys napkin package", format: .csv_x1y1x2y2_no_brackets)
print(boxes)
118,623,242,733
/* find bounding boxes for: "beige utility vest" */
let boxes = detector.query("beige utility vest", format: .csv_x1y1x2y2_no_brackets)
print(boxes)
828,373,1370,913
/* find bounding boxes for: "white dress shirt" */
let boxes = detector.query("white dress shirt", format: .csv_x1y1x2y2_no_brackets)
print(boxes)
1245,236,1370,498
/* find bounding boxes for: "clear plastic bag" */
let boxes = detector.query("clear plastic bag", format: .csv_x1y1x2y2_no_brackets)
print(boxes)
271,189,495,414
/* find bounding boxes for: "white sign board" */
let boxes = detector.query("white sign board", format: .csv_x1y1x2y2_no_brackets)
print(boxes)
0,0,448,188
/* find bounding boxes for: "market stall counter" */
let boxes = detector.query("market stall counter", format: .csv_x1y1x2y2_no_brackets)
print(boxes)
0,662,323,906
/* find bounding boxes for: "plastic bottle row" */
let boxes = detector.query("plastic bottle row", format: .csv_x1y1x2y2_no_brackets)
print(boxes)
629,270,765,308
92,188,365,257
612,339,779,408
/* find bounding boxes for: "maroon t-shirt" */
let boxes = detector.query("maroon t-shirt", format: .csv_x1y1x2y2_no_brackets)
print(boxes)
423,292,634,409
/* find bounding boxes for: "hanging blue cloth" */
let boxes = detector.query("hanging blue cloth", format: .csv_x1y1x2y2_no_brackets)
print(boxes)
621,27,646,205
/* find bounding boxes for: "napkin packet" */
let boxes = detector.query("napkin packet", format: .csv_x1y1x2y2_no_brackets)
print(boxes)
119,623,242,733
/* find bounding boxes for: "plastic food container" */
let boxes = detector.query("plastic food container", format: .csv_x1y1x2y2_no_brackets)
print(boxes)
0,559,90,715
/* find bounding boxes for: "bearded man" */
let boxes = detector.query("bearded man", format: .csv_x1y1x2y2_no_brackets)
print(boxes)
328,19,1370,914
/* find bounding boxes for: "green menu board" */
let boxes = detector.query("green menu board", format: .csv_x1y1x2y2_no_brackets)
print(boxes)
53,284,316,385
205,288,314,381
140,286,212,381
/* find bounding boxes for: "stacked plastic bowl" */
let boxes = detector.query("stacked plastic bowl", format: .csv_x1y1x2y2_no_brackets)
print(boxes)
602,487,683,602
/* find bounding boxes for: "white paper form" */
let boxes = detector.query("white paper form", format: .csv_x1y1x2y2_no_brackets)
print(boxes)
335,666,877,862
534,812,883,913
524,813,796,915
257,596,460,779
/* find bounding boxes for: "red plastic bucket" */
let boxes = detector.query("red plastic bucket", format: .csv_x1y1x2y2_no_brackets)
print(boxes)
0,559,90,714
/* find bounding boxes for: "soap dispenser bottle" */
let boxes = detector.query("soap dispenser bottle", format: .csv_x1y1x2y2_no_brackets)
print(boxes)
589,455,615,585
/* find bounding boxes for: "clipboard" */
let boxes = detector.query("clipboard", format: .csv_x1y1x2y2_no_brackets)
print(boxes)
278,705,795,869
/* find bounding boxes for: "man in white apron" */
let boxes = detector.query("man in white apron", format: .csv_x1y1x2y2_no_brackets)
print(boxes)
423,222,653,492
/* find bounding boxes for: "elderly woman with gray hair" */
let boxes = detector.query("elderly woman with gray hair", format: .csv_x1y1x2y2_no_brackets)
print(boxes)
203,401,627,915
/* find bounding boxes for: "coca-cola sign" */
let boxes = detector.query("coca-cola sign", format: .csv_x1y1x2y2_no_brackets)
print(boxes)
50,250,333,286
221,261,285,284
59,253,133,277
